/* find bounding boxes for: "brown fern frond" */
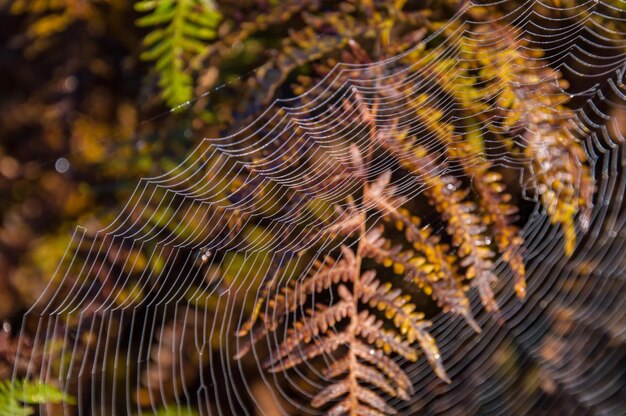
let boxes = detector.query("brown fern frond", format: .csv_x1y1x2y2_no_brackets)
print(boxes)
432,171,500,315
238,235,447,414
323,199,363,238
527,128,593,256
267,331,351,373
234,56,589,409
359,270,450,383
457,160,526,299
352,361,400,399
354,310,417,361
368,134,501,315
351,339,414,397
361,226,479,332
265,299,353,368
404,93,527,299
237,245,356,347
348,89,504,315
472,170,526,297
468,22,594,255
363,172,478,328
268,246,357,322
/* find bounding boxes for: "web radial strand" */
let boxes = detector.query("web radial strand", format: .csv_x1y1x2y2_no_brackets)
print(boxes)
10,1,626,415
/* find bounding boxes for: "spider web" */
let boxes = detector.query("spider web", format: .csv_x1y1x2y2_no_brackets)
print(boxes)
10,0,626,415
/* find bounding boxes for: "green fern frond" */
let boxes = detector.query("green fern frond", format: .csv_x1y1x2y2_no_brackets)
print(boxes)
136,0,221,109
0,379,75,416
133,404,199,416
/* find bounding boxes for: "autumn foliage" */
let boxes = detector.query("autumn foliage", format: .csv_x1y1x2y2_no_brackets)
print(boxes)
0,1,605,415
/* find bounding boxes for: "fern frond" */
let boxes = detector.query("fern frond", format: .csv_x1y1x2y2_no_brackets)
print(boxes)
404,92,528,299
266,300,353,367
268,247,356,325
348,91,501,315
266,331,351,373
371,124,501,316
235,246,357,358
472,169,526,297
229,19,596,406
361,225,479,331
133,404,200,416
354,310,417,361
467,22,594,255
375,125,502,315
238,240,447,414
323,200,363,238
136,0,221,108
359,271,450,383
431,169,501,315
363,171,475,319
0,379,75,416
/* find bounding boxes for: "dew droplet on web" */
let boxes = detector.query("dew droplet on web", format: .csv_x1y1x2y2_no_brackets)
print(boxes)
55,157,70,173
64,75,78,92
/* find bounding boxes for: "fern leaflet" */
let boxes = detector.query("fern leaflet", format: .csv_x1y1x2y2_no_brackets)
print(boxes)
136,0,221,108
0,379,75,416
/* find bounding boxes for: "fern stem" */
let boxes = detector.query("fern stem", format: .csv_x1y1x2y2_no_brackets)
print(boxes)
347,204,368,415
